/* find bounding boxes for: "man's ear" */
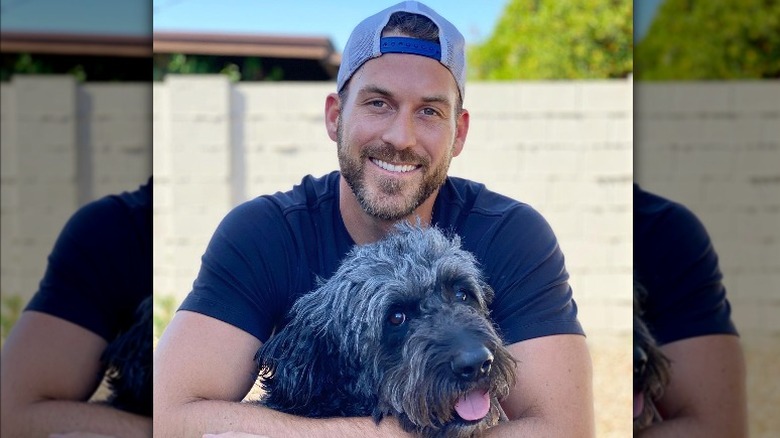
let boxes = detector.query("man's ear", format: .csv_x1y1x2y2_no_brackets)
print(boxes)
325,93,341,142
452,108,469,157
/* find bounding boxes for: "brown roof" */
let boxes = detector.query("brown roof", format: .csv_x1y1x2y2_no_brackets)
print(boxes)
1,30,341,76
0,32,152,57
153,31,341,73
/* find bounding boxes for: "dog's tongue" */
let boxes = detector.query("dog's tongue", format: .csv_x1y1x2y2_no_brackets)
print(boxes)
633,392,644,419
454,390,491,421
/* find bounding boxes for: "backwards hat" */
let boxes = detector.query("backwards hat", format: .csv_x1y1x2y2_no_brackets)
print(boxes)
336,1,466,99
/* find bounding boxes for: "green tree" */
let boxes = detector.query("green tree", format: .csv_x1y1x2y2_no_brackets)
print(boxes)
469,0,633,80
636,0,780,79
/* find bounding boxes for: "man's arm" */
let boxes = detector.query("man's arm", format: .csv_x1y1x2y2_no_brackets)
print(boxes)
637,335,747,438
0,311,152,438
485,334,595,437
153,310,413,438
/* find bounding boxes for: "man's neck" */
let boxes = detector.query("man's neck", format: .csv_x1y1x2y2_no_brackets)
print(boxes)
338,177,437,245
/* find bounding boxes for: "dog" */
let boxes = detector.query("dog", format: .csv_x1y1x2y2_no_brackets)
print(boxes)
100,295,153,417
255,223,517,437
633,280,670,432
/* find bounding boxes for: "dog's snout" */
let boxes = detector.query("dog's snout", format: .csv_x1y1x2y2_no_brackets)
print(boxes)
451,345,494,381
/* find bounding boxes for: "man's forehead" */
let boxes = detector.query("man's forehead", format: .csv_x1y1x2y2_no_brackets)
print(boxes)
350,55,458,102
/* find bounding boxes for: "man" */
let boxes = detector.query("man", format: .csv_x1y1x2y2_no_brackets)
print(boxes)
1,179,152,437
154,2,594,437
634,184,747,437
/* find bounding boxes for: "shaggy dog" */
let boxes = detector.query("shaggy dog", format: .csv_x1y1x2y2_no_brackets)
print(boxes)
634,280,670,432
100,295,153,417
255,223,517,437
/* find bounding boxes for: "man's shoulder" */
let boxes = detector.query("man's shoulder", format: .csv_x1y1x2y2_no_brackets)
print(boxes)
253,171,339,212
441,176,545,224
214,172,341,248
634,184,713,261
439,177,556,255
53,180,151,255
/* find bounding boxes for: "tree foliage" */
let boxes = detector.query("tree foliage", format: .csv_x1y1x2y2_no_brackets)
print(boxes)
469,0,633,80
636,0,780,79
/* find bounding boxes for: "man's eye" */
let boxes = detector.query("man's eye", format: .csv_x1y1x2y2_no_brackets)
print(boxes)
422,107,439,116
388,311,407,325
454,289,470,302
370,100,386,108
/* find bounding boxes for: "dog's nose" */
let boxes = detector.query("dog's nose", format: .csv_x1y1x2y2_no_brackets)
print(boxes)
451,345,494,381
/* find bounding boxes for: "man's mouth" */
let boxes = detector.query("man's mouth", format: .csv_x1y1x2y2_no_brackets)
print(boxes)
370,158,419,173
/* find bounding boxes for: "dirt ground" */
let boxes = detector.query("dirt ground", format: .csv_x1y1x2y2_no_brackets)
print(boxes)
744,339,780,437
590,334,632,437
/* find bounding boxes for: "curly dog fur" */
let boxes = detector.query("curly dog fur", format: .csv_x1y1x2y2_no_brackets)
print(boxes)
255,223,517,437
634,280,670,432
100,295,153,416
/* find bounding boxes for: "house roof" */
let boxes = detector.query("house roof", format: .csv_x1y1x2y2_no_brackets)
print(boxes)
154,31,340,77
1,30,340,76
0,32,152,57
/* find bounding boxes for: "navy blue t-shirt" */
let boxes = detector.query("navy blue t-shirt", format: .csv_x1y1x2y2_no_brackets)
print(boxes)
25,179,153,342
181,172,583,344
634,184,737,345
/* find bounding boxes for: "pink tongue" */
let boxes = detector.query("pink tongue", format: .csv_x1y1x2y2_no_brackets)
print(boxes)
454,390,491,421
633,392,644,419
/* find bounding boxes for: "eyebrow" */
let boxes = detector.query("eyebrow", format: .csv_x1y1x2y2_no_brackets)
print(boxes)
358,85,453,107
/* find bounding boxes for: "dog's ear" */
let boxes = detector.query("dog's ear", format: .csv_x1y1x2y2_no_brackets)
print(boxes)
479,280,496,307
255,312,341,415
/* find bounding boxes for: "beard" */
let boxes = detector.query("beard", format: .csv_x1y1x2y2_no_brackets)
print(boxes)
337,119,453,221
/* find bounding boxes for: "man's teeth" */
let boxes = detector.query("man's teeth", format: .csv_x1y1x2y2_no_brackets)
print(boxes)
371,158,417,173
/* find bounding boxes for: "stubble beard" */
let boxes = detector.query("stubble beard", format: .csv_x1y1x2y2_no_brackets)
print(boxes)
337,118,453,222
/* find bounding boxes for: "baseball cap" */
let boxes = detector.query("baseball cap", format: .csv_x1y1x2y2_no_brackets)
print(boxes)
336,1,466,99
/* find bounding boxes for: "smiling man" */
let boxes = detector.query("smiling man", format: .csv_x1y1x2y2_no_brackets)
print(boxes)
154,2,594,437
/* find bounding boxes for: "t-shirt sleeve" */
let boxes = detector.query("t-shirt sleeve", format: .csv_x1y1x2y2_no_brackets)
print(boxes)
637,201,737,345
25,197,148,342
475,205,583,344
178,198,302,343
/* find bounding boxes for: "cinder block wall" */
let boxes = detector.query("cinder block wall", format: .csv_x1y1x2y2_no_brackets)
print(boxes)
0,76,152,301
153,75,635,338
635,81,780,340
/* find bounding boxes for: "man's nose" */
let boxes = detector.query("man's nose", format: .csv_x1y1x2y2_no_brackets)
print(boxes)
381,112,417,151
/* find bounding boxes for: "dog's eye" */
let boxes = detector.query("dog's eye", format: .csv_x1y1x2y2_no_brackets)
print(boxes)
454,289,470,302
388,311,407,326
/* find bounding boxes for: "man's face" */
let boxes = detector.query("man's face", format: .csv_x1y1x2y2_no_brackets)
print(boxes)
335,53,466,221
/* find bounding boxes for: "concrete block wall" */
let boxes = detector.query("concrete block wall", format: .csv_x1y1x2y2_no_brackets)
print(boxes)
635,81,780,339
1,76,152,301
153,75,634,338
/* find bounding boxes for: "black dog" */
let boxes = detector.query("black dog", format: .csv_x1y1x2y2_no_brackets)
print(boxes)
633,280,670,432
100,295,153,417
255,223,517,437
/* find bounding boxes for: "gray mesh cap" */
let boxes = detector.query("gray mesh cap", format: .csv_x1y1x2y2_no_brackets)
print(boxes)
336,1,466,99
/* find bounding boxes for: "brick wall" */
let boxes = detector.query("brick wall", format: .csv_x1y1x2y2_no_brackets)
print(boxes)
0,76,152,301
635,81,780,340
